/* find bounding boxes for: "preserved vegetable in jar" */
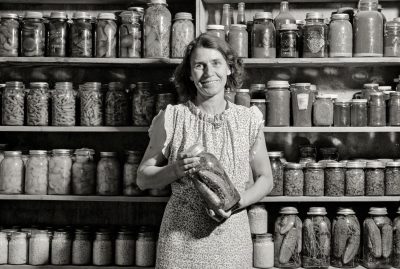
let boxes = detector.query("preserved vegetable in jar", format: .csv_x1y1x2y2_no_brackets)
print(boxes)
334,101,351,127
124,150,143,196
291,83,313,127
21,12,45,57
389,91,400,126
96,13,117,58
313,96,333,126
119,11,142,58
2,81,25,126
25,150,48,195
228,24,248,58
365,161,385,196
27,82,49,126
384,20,400,57
72,148,95,195
266,80,290,126
93,231,113,266
284,163,304,196
274,207,302,268
303,12,328,58
345,161,365,196
235,89,250,107
72,230,91,265
171,12,194,58
385,162,400,195
69,12,92,57
51,230,71,265
115,231,135,266
304,162,324,196
251,12,276,58
48,149,72,195
329,13,353,57
0,13,19,57
278,23,299,58
136,228,156,267
248,204,268,234
132,82,155,126
206,25,225,40
8,232,27,265
368,92,386,126
155,92,175,114
351,99,368,126
52,82,76,126
250,99,266,122
0,151,23,194
0,232,7,264
29,230,50,265
105,82,128,126
97,152,120,195
253,233,274,269
393,207,400,268
224,88,236,103
144,0,171,58
47,12,68,57
268,151,284,196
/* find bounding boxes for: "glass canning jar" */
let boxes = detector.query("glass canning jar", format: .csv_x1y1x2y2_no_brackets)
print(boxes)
368,92,386,126
29,230,50,265
131,82,155,126
72,230,91,265
155,92,175,114
136,228,156,267
250,83,265,99
393,207,400,268
291,83,313,127
97,152,120,195
334,101,351,126
0,151,23,194
93,231,113,266
72,148,96,195
303,12,328,58
268,151,284,196
362,83,379,101
253,233,274,269
206,24,225,40
96,13,117,58
274,207,301,268
228,24,248,58
48,149,72,195
304,162,324,196
278,23,299,58
354,0,383,57
171,12,194,58
284,162,304,196
119,11,142,58
390,91,400,126
248,204,268,234
69,12,93,57
331,208,360,268
224,87,236,103
2,81,25,126
251,12,276,58
0,13,19,56
105,82,128,126
324,162,345,196
47,12,68,57
235,89,251,107
345,161,365,196
52,82,76,126
8,232,27,265
365,161,385,196
21,11,45,57
385,161,400,195
299,144,316,164
302,207,331,269
266,80,290,126
27,82,49,126
385,20,400,56
144,0,171,58
250,99,266,122
313,96,333,126
351,99,368,126
123,150,144,196
51,230,71,265
363,207,392,269
115,231,135,266
25,150,48,195
329,13,353,57
0,232,7,264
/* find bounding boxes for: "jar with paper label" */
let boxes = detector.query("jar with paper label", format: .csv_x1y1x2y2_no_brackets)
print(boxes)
155,93,175,114
97,152,120,195
365,161,384,196
268,151,284,196
248,204,268,234
72,230,91,265
368,92,386,126
0,151,23,194
21,12,45,56
284,163,304,196
229,24,248,58
390,91,400,126
27,82,49,126
253,233,274,269
115,230,135,266
105,82,128,126
266,80,290,126
235,89,251,107
119,11,141,58
69,12,92,57
171,12,194,58
325,162,345,196
48,149,72,195
206,25,225,40
313,96,333,126
278,23,299,58
345,161,365,196
80,82,103,126
304,162,324,196
95,13,117,58
329,13,352,57
2,81,25,126
29,230,50,265
351,99,368,126
72,148,95,195
52,82,76,126
51,230,71,265
124,150,143,196
251,12,276,58
0,232,7,264
385,20,400,56
0,13,19,56
8,232,27,265
25,150,48,195
47,12,68,57
292,83,313,127
93,231,113,266
136,228,156,266
385,161,400,195
303,12,328,57
250,99,266,122
132,82,155,126
334,101,351,127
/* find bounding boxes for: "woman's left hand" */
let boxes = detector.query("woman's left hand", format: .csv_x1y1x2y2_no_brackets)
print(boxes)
206,208,232,222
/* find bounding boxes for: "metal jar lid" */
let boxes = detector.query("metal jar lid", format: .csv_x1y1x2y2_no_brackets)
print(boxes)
370,92,384,97
368,207,387,215
1,13,18,19
250,99,266,103
254,12,273,20
386,161,400,167
237,89,250,93
50,11,67,19
351,99,368,103
285,162,303,169
207,24,225,30
98,13,116,20
268,151,282,158
378,86,392,91
294,83,311,87
267,80,290,89
250,84,266,91
296,19,306,26
366,161,385,169
331,13,349,20
364,83,379,89
346,161,365,168
390,91,400,97
280,23,298,30
52,149,71,155
306,12,324,20
279,206,298,214
73,11,91,20
337,208,355,215
30,82,49,89
149,0,167,4
75,148,95,156
29,150,47,156
325,162,344,168
4,151,22,157
335,101,351,106
100,152,118,157
306,162,324,169
230,24,247,30
25,11,43,19
307,207,327,215
174,12,193,20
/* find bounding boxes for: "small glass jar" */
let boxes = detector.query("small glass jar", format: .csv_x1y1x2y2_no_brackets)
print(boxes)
368,92,386,126
385,20,400,56
250,99,266,122
25,150,48,195
115,231,135,266
365,161,385,196
304,162,324,196
52,82,76,126
8,232,27,265
206,24,225,40
124,150,143,196
274,207,301,268
303,12,328,58
131,82,155,126
334,101,351,127
393,206,400,268
2,81,25,126
171,12,194,58
155,92,175,114
72,230,92,265
299,144,317,164
268,151,284,196
248,204,268,234
329,13,353,57
235,89,251,107
292,83,313,127
251,12,276,58
48,149,72,195
284,162,304,196
105,82,129,126
278,23,299,58
362,83,379,101
0,13,19,56
27,82,49,126
385,161,400,195
390,91,400,126
72,148,96,195
21,12,45,57
69,11,93,57
320,147,339,161
313,96,333,126
250,83,266,99
97,152,120,195
0,151,23,194
96,13,117,57
229,24,248,58
47,12,68,57
224,87,236,103
119,11,142,58
0,232,7,264
253,233,274,269
93,231,113,266
266,80,290,126
136,228,156,267
79,82,103,126
351,99,368,126
345,161,365,196
29,230,50,265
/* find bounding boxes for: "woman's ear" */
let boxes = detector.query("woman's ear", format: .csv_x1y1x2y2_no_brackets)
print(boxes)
227,68,232,76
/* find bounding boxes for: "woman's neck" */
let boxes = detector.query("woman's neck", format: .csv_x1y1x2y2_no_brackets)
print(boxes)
194,92,227,115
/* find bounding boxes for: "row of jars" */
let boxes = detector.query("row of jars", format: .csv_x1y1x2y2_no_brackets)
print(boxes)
0,226,156,266
0,148,170,196
250,206,399,269
0,1,194,58
1,81,175,126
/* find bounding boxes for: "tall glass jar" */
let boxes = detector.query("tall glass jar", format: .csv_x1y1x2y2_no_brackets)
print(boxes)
155,93,175,114
51,230,71,265
72,148,96,195
21,12,45,57
2,81,25,126
144,0,171,58
365,161,384,196
325,162,345,196
362,83,379,101
253,233,274,269
385,161,400,195
96,13,117,58
47,11,68,57
115,231,135,266
278,23,299,58
351,99,368,126
72,230,91,265
334,101,351,127
274,206,302,268
29,230,50,265
251,99,266,122
331,208,360,268
393,207,400,268
79,82,103,126
266,80,290,126
105,82,129,126
291,83,313,127
119,11,142,58
25,150,48,195
135,228,156,267
363,207,392,269
304,162,324,196
0,13,19,56
268,151,284,196
296,19,305,57
224,87,236,103
206,24,225,40
69,11,92,57
228,24,248,58
354,0,383,57
132,82,155,126
329,13,353,57
0,232,7,264
171,12,194,58
302,207,331,269
299,144,316,164
389,91,400,126
97,152,120,195
27,82,49,126
345,161,365,196
124,150,143,196
248,204,268,234
313,96,333,126
93,231,113,266
384,20,400,56
284,162,304,196
303,12,328,58
52,82,76,126
251,12,276,58
250,83,265,99
0,151,23,194
8,232,27,265
235,89,251,107
368,92,386,126
48,149,72,195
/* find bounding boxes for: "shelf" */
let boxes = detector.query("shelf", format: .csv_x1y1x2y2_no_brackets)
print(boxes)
263,127,400,133
0,126,149,132
0,266,154,269
204,0,395,3
0,0,147,4
260,196,400,202
0,195,169,203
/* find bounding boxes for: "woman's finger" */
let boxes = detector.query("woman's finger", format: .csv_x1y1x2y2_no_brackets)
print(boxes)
216,209,231,219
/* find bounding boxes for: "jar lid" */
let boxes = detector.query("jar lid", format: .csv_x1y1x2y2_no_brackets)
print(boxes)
250,99,266,103
128,7,145,13
267,80,290,88
351,99,368,103
11,232,27,238
125,150,143,156
268,151,282,158
25,11,43,19
207,24,225,30
386,161,400,167
120,10,139,18
378,86,392,91
394,17,400,23
376,158,393,164
337,208,355,215
285,162,303,169
390,91,400,96
250,84,266,90
52,149,71,155
316,95,332,99
149,0,167,5
369,207,387,215
75,148,95,156
184,144,205,156
6,81,24,88
279,206,298,214
346,161,365,168
1,13,18,19
29,150,47,155
174,12,193,20
98,13,116,20
4,151,22,157
364,83,379,88
73,11,91,20
254,12,273,20
370,92,384,96
296,19,305,25
30,82,49,88
325,162,344,168
334,101,351,106
294,83,311,87
237,89,249,93
307,207,327,215
50,11,67,19
230,24,247,30
280,23,298,30
331,13,349,20
100,152,117,157
306,12,324,20
366,161,385,168
306,162,324,168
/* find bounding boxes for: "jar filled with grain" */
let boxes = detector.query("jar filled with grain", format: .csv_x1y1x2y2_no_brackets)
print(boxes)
385,161,400,195
345,161,365,196
27,82,49,126
93,231,113,266
115,230,135,266
136,227,156,266
0,13,19,57
365,161,385,196
266,80,290,126
0,151,23,194
304,162,324,196
334,101,351,127
351,99,368,126
0,232,7,264
72,229,92,265
51,230,71,265
48,149,72,195
72,148,96,195
268,151,284,196
123,150,143,196
248,204,268,234
284,162,304,196
131,82,155,126
235,89,251,107
29,230,50,265
2,81,25,126
105,82,129,126
313,96,333,126
325,162,345,196
253,233,274,269
171,13,194,58
274,207,302,268
392,206,400,268
97,152,120,195
52,82,76,126
8,232,27,265
25,150,48,194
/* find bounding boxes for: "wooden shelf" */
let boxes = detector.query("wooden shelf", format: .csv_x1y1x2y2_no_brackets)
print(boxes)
0,126,149,132
0,266,154,269
261,196,400,202
263,127,400,133
204,0,395,3
0,195,169,203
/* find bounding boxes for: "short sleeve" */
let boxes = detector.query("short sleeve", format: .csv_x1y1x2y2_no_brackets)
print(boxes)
249,105,265,149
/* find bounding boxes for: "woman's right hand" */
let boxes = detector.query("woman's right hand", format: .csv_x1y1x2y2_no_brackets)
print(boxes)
173,152,201,178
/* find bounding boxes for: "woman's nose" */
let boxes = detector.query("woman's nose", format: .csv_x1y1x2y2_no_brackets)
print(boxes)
204,63,214,76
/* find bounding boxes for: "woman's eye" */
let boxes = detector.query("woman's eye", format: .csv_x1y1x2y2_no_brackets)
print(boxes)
194,64,203,70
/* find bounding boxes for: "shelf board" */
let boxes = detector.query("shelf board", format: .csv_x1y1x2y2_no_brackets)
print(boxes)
261,196,400,202
0,195,169,203
263,127,400,133
204,0,395,3
0,0,148,4
0,266,154,269
0,126,149,132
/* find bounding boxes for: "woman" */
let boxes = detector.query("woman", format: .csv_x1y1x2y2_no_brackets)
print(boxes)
137,33,273,269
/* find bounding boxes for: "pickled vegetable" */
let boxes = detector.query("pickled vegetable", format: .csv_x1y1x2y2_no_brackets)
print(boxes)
97,152,120,195
0,151,23,194
79,82,103,126
21,12,45,57
48,150,72,195
27,82,49,126
105,82,128,126
2,81,25,126
72,149,95,195
119,11,141,58
171,13,194,58
0,14,19,57
52,82,76,126
47,12,68,57
96,13,117,58
69,12,92,57
25,151,48,195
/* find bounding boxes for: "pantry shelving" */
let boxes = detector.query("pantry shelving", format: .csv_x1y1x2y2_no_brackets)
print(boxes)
0,266,155,269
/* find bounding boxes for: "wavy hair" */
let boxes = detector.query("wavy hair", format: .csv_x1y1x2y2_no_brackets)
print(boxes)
173,33,245,102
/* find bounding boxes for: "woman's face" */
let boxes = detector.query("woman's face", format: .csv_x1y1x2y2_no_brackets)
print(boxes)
190,47,231,98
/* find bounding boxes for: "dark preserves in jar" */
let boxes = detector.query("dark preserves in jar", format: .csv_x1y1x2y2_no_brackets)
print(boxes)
131,82,155,126
278,23,299,58
105,82,128,126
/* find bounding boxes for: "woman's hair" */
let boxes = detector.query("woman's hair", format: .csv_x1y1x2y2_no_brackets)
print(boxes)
173,33,245,102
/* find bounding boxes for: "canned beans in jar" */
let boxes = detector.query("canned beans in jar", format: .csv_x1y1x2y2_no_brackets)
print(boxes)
105,82,129,126
2,81,25,126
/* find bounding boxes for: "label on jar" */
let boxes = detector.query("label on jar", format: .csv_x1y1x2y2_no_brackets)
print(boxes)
297,93,309,110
